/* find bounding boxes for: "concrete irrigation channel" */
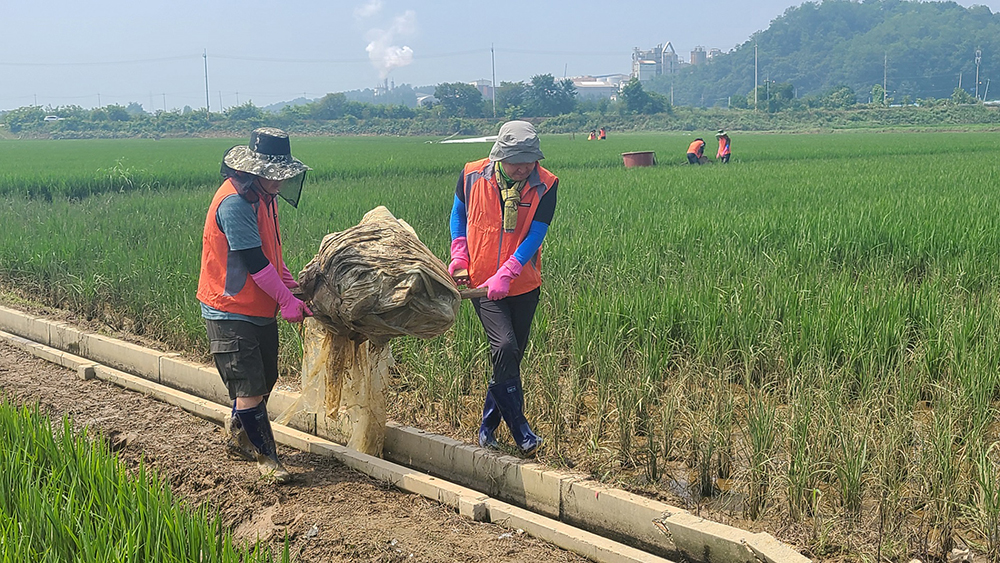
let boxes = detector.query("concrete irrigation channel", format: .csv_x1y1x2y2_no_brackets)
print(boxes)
0,304,809,563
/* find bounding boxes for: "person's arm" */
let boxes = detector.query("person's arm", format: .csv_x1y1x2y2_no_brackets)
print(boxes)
217,196,310,322
449,171,470,283
450,170,467,239
511,181,557,265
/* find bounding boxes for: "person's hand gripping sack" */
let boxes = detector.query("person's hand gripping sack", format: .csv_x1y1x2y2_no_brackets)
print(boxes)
478,256,522,300
251,264,312,323
449,236,471,287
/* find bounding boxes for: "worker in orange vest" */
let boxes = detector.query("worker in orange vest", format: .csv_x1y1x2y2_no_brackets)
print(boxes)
716,130,731,163
447,121,557,456
198,127,312,484
598,127,606,140
686,138,706,164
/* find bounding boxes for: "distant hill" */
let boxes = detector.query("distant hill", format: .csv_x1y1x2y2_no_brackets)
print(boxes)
262,97,314,114
652,0,999,106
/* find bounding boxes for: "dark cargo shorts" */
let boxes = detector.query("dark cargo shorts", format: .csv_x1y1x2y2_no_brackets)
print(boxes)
205,319,279,400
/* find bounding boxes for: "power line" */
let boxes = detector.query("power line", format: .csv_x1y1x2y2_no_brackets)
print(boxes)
0,55,197,67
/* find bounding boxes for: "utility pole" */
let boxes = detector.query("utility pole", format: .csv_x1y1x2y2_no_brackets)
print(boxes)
985,79,991,102
491,43,497,119
975,48,982,100
97,93,101,107
162,93,166,112
883,52,888,106
203,49,210,118
219,91,223,112
754,44,758,111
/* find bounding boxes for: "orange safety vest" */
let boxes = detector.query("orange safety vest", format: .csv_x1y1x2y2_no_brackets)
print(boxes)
462,158,557,297
687,139,705,156
717,136,730,157
197,178,283,317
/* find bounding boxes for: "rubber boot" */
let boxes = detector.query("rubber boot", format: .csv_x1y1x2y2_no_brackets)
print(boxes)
489,379,543,455
224,401,255,461
224,411,256,461
478,391,502,449
236,402,292,484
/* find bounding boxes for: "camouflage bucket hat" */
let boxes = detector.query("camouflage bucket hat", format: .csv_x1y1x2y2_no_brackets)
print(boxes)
223,127,311,182
489,120,544,164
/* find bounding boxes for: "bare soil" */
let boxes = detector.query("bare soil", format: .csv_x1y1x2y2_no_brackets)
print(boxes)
0,339,590,563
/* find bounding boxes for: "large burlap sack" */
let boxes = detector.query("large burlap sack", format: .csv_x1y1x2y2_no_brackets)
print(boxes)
297,206,460,347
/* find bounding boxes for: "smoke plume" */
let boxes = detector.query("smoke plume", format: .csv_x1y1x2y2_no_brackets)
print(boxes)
363,9,416,79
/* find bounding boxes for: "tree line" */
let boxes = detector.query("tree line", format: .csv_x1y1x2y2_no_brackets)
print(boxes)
654,0,998,107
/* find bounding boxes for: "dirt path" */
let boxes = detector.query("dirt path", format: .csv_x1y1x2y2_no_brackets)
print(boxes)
0,339,590,563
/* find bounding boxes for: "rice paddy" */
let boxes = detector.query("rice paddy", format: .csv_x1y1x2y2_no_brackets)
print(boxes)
3,130,1000,559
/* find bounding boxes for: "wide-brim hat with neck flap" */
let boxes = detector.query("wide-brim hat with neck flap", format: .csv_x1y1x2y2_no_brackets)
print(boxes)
223,127,311,207
224,127,311,181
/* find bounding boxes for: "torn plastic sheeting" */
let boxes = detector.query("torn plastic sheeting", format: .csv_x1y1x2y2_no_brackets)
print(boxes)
297,206,461,347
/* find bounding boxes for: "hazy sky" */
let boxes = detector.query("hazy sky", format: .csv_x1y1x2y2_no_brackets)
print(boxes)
2,0,998,112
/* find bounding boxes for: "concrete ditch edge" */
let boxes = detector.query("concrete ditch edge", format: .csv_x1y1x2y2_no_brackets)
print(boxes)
0,327,671,563
0,305,810,563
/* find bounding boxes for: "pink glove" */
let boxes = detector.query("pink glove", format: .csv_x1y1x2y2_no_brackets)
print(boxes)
280,261,299,290
250,264,312,323
448,236,470,277
478,256,522,300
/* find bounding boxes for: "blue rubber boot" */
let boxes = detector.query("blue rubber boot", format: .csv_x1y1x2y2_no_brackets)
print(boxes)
489,380,543,455
236,402,291,483
225,400,255,461
478,391,502,449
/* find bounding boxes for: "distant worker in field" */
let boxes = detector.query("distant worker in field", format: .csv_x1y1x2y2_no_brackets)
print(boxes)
587,129,596,141
716,130,731,163
598,127,606,140
447,120,557,456
687,138,706,164
197,127,313,484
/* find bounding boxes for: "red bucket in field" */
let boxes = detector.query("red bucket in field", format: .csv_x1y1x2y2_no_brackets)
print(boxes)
621,151,656,168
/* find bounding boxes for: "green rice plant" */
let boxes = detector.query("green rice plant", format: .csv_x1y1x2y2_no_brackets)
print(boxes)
687,410,715,499
870,402,915,561
635,378,660,483
659,382,682,463
7,132,1000,556
714,384,736,481
0,398,282,562
611,344,645,468
915,389,964,559
785,376,822,522
833,410,870,523
967,443,1000,561
533,313,568,459
742,387,778,520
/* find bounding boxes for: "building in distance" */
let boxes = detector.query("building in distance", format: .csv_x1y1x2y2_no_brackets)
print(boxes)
632,43,679,81
571,74,630,100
